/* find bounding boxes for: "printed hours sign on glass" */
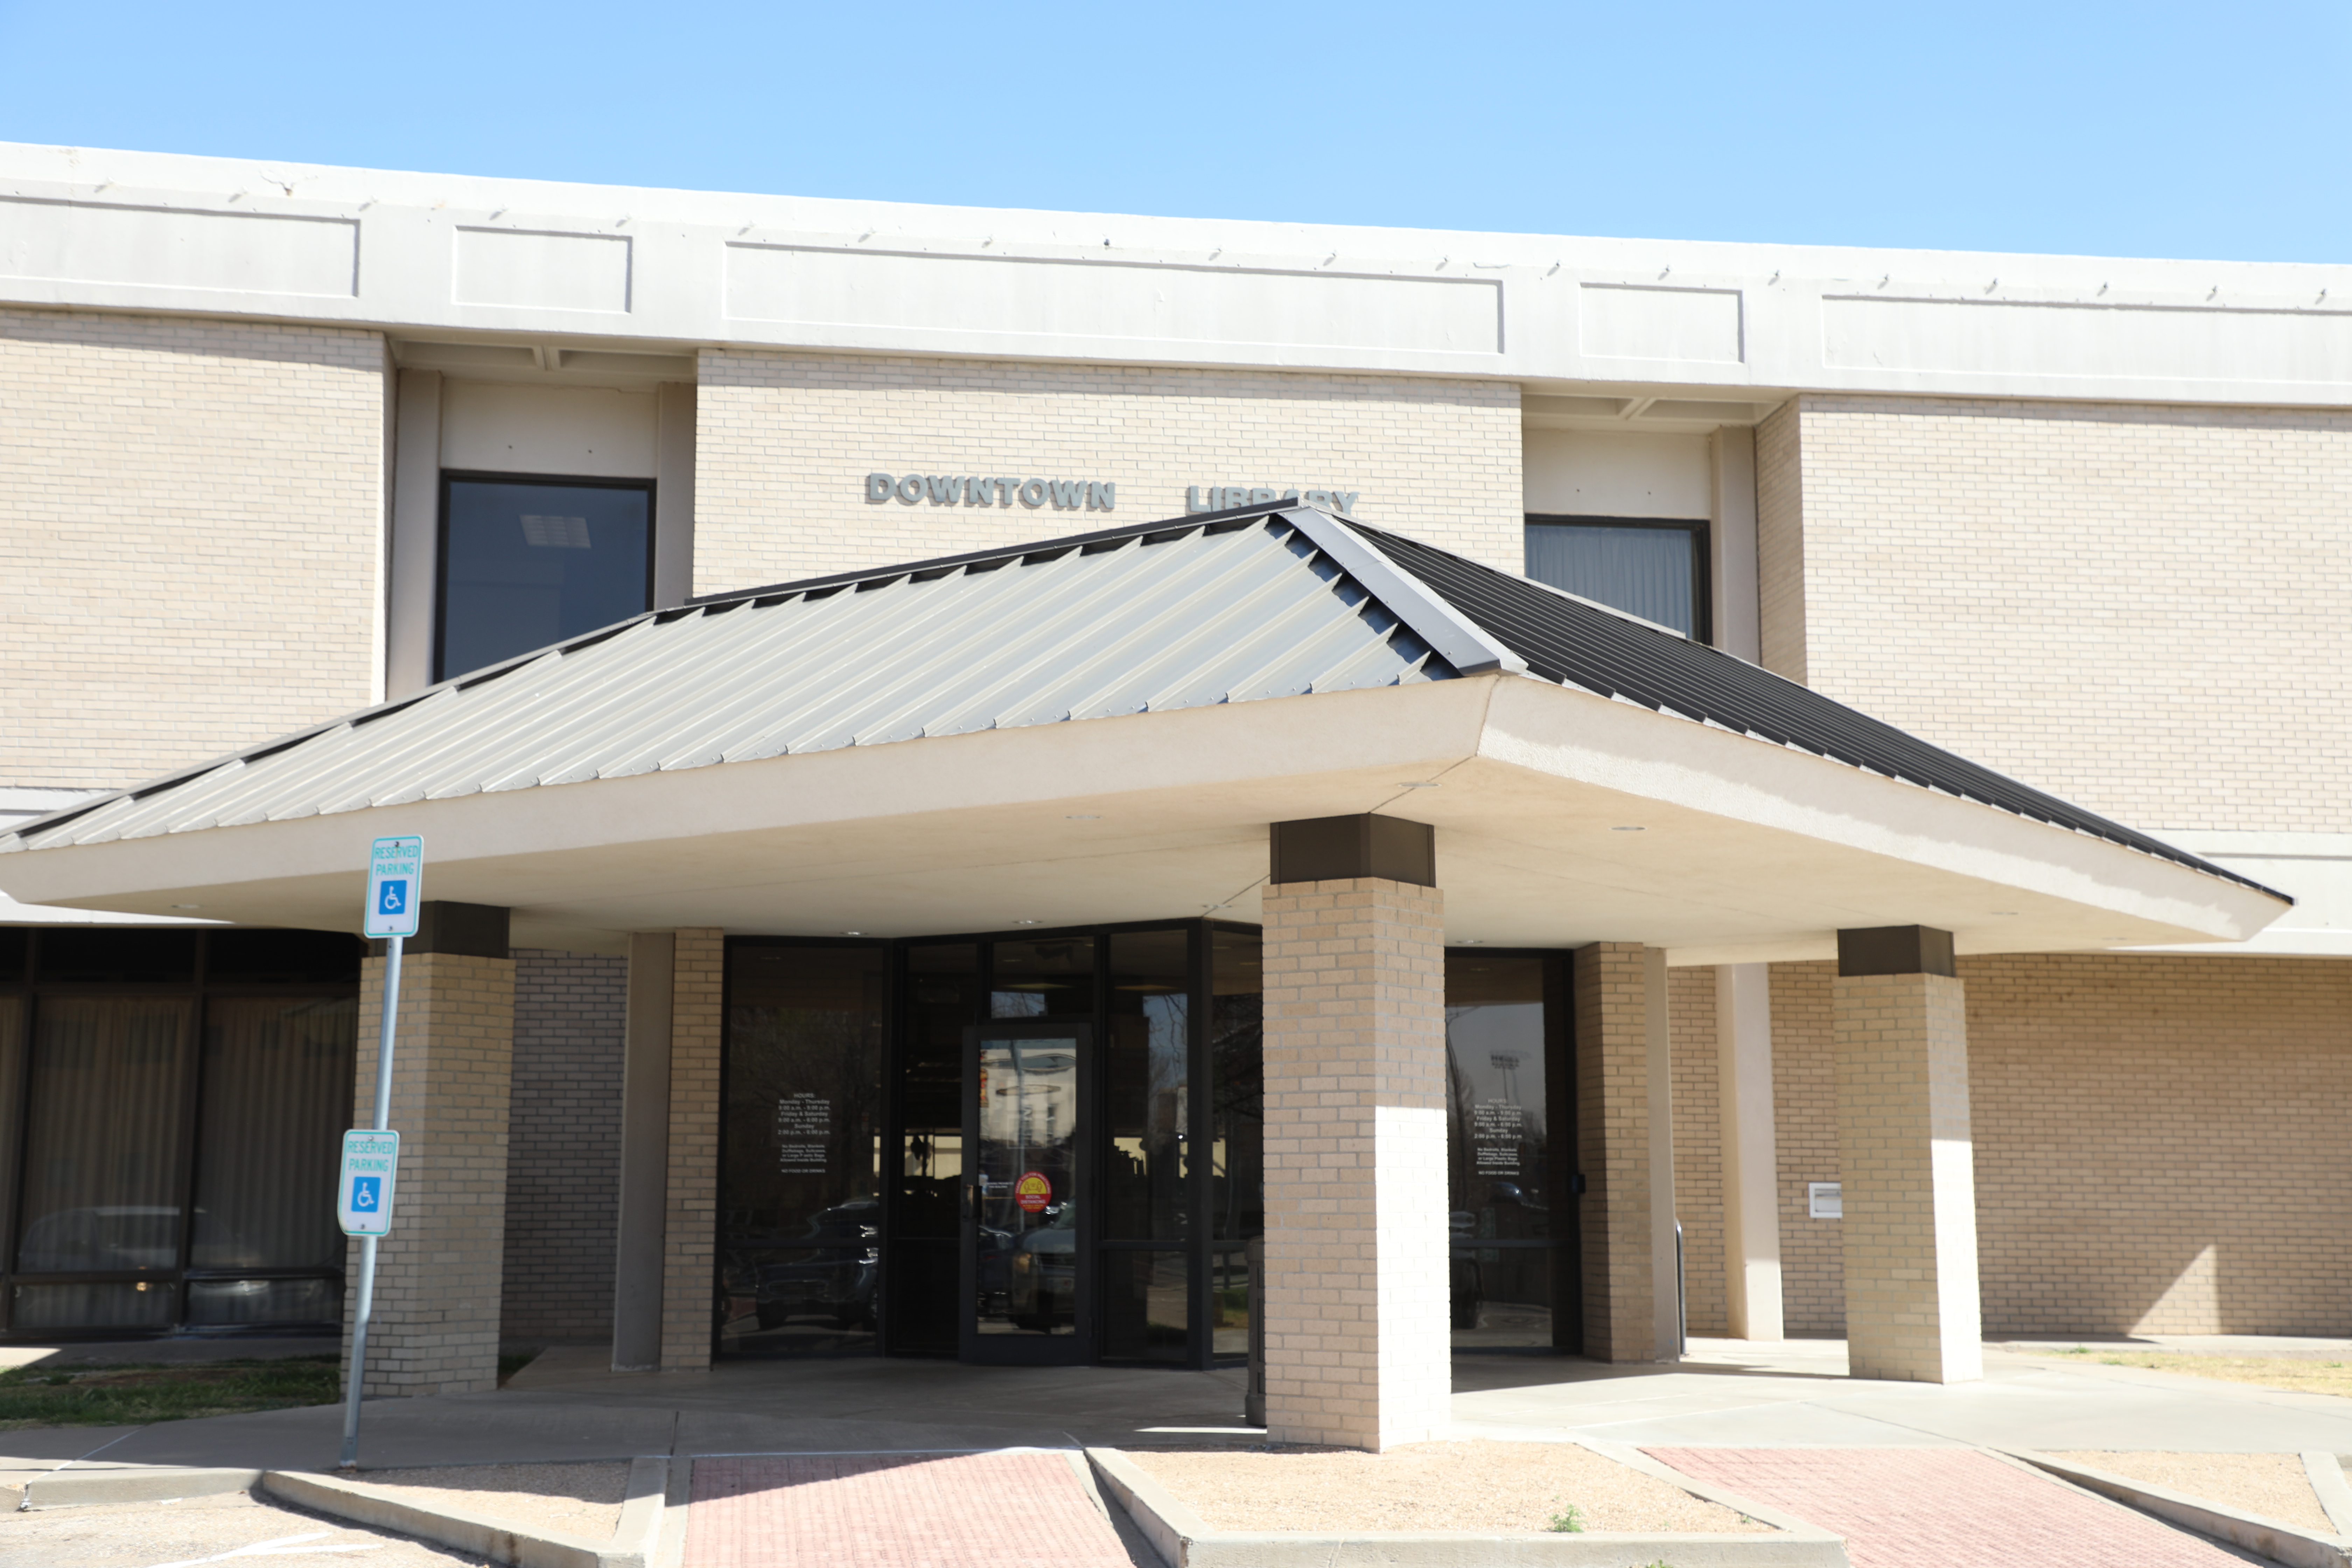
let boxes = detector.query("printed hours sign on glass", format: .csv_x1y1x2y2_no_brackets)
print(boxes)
776,1093,831,1174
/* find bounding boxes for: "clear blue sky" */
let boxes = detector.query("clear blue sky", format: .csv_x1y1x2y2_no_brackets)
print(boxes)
2,1,2343,264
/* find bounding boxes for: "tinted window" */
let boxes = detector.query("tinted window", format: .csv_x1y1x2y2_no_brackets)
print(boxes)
206,930,365,985
38,928,198,985
439,477,652,680
1525,517,1707,639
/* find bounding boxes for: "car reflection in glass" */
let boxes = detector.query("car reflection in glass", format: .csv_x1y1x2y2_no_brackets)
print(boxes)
749,1197,881,1332
1008,1198,1076,1332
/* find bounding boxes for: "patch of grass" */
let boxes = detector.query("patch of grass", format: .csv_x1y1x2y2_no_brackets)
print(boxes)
0,1356,342,1431
2024,1346,2352,1400
1546,1501,1586,1533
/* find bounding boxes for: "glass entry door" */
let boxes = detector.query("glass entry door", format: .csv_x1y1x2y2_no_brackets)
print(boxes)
961,1022,1090,1363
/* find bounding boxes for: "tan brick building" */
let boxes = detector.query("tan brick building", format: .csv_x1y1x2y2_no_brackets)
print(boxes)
0,142,2342,1431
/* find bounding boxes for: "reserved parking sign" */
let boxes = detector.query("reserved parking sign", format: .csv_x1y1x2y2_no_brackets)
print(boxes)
364,835,423,939
338,1128,401,1237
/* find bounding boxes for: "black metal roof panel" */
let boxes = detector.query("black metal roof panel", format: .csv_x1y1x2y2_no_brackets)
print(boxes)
1343,517,2274,897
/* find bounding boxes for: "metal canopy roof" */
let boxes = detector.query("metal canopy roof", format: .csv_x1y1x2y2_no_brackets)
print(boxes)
0,505,2272,899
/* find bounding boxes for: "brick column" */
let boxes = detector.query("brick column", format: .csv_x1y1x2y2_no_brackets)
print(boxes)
1833,926,1982,1384
1260,813,1447,1450
1573,943,1678,1362
346,940,513,1396
658,928,724,1371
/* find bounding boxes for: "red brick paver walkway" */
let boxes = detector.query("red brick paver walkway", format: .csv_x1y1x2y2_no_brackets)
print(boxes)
685,1450,1134,1568
1645,1448,2247,1568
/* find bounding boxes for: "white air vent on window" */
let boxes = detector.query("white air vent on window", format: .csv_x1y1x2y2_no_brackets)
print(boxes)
518,515,592,549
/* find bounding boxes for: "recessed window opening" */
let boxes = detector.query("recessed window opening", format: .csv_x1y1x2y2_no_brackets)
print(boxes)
436,472,654,681
1524,515,1710,642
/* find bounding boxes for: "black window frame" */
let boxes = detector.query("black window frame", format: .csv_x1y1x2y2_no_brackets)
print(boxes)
434,470,659,684
1523,513,1713,645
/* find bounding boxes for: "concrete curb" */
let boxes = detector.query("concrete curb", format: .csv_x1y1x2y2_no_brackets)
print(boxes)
14,1466,261,1510
2008,1451,2352,1568
262,1460,669,1568
1084,1446,1850,1568
2306,1453,2352,1539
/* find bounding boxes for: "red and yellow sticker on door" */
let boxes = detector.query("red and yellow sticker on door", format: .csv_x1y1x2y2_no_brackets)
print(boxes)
1015,1170,1053,1213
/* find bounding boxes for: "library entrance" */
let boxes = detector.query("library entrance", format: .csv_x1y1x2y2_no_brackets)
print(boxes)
713,922,1570,1370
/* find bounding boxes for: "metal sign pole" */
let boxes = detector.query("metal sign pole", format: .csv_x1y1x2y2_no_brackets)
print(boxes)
340,929,402,1470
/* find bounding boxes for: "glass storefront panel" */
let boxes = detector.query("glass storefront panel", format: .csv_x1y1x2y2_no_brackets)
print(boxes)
0,996,22,1277
887,943,978,1356
1209,1247,1251,1358
191,997,356,1274
720,945,887,1355
989,937,1095,1020
971,1029,1083,1339
1104,930,1189,1243
1445,954,1550,1242
1101,1250,1188,1362
1208,927,1263,1243
1444,952,1557,1350
16,998,195,1274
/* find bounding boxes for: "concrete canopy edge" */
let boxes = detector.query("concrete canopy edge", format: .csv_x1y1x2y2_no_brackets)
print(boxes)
0,674,2279,960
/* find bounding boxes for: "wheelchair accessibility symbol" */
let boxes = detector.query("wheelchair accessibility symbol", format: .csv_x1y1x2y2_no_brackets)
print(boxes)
350,1176,382,1212
377,880,407,915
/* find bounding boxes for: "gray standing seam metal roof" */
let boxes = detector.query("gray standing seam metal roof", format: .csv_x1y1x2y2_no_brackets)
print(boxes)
0,505,2282,902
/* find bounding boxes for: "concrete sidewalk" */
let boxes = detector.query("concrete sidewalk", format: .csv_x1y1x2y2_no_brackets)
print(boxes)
5,1335,2348,1477
1457,1337,2352,1453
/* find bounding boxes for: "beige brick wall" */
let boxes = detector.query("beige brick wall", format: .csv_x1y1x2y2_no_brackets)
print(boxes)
1770,961,1844,1336
345,952,512,1397
1754,393,2352,829
1667,965,1726,1338
692,351,1523,593
1572,941,1657,1361
1261,877,1448,1450
501,950,626,1344
0,307,386,790
1772,952,2352,1339
1967,953,2351,1336
659,928,724,1371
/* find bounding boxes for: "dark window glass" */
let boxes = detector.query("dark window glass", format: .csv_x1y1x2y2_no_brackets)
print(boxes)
37,929,197,985
1103,930,1190,1243
1445,952,1555,1351
205,930,364,986
1102,1251,1189,1363
0,927,27,983
719,945,886,1356
15,999,194,1273
0,997,21,1271
1445,954,1549,1240
897,944,979,1246
1208,927,1262,1242
12,1282,175,1330
1524,518,1707,639
191,997,357,1276
186,1277,340,1326
1209,1246,1251,1360
989,937,1095,1020
439,477,652,681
